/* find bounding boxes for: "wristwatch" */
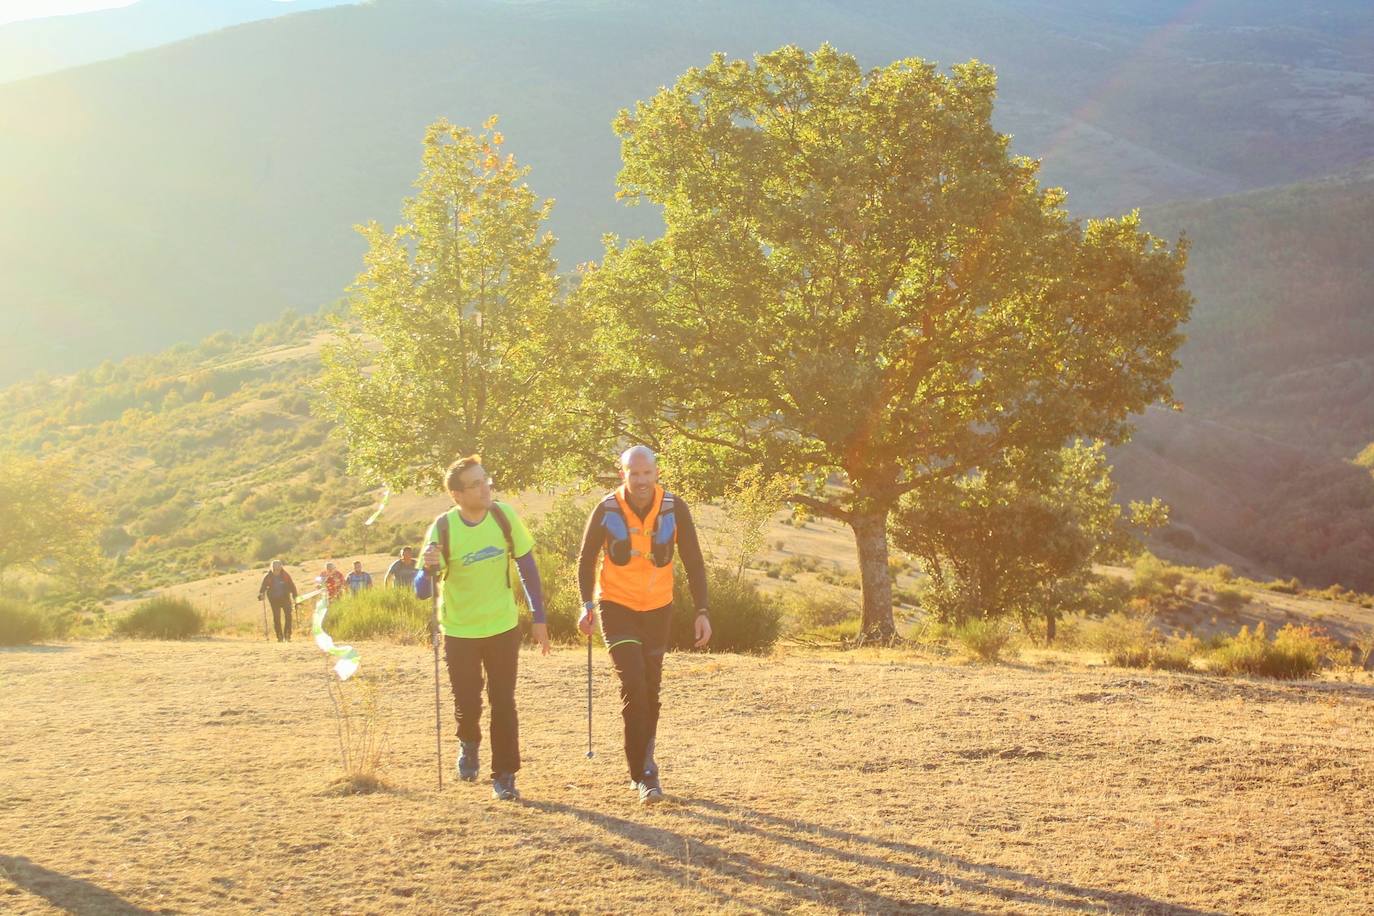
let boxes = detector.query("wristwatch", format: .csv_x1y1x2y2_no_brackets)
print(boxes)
696,608,709,618
582,600,596,613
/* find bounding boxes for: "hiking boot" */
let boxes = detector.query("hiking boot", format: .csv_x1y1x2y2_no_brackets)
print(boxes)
456,741,480,782
634,775,663,806
491,772,520,801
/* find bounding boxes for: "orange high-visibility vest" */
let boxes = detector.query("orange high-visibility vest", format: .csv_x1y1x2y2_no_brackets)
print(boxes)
597,484,677,611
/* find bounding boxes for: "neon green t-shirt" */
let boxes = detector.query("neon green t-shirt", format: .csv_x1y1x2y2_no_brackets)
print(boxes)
422,502,534,639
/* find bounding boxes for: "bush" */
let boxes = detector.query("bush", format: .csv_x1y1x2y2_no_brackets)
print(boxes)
530,493,594,562
115,595,204,639
1208,623,1325,680
672,564,782,653
516,550,583,646
0,598,51,645
936,617,1016,663
784,591,860,634
327,588,430,644
1212,585,1250,613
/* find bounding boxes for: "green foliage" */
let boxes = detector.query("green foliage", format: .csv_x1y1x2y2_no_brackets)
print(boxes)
934,617,1017,663
327,589,430,644
784,591,861,635
1090,613,1199,672
0,598,52,646
1207,623,1326,680
579,45,1190,639
895,443,1165,634
515,549,583,646
319,118,582,494
115,595,204,639
672,564,782,654
530,493,595,563
720,467,796,581
1211,585,1250,613
0,451,100,577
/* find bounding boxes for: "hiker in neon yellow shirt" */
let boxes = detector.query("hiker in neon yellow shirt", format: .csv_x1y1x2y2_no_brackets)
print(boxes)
415,454,548,801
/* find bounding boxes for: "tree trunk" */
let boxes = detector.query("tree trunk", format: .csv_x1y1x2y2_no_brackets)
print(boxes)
1045,608,1057,646
850,510,896,642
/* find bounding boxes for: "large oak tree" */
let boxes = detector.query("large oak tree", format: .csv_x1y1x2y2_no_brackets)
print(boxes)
577,45,1191,639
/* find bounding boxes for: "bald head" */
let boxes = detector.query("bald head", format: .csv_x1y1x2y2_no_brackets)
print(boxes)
619,445,657,470
619,445,660,504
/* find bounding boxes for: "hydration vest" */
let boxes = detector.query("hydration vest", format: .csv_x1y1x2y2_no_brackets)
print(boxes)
597,485,678,611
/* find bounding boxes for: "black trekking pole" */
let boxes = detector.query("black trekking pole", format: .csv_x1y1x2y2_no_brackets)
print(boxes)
427,560,444,790
586,630,594,759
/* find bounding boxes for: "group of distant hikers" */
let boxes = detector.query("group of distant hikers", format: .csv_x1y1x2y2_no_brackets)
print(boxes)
255,552,417,642
252,446,709,805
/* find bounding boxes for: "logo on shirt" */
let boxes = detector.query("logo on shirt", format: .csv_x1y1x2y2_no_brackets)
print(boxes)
461,546,505,567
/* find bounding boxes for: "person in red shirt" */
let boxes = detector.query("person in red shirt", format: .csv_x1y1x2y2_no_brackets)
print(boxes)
317,561,345,601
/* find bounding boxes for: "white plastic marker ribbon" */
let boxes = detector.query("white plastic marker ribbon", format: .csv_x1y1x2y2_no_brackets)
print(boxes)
364,486,390,526
312,594,360,680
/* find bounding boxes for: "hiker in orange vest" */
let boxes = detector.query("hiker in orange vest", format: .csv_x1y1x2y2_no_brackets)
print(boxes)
577,445,710,805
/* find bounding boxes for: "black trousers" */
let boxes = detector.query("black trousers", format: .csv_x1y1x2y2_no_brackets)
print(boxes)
600,601,673,782
444,625,521,777
268,596,293,640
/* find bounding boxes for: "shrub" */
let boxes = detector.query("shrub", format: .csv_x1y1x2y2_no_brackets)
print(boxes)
936,617,1016,663
1209,564,1235,583
785,591,860,633
1212,585,1249,613
516,551,583,646
531,494,595,562
671,564,782,653
0,598,51,646
327,588,430,644
115,595,204,639
1208,623,1325,680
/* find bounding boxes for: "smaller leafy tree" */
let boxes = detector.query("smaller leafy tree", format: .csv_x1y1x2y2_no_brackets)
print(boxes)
892,442,1165,643
319,118,587,494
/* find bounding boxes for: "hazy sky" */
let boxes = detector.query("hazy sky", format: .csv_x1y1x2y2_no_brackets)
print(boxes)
0,1,301,27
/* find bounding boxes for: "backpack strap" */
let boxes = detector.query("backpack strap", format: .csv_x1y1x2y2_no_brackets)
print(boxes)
489,503,516,589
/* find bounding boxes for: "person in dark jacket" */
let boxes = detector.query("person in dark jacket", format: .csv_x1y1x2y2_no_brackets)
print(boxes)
257,560,298,642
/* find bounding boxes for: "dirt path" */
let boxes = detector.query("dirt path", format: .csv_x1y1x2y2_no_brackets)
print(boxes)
3,641,1371,914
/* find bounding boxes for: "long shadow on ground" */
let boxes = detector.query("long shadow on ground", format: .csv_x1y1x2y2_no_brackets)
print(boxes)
523,798,978,913
676,798,1228,915
0,856,160,914
525,798,1227,914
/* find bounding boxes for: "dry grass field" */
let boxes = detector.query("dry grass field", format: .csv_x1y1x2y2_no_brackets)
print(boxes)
3,639,1372,914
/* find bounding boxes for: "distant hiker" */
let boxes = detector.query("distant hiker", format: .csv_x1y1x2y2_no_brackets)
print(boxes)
385,546,419,590
256,560,298,642
576,445,710,805
346,561,373,594
415,454,549,801
317,562,345,602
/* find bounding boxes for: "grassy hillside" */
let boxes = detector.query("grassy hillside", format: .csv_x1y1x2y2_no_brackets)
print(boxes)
4,641,1372,912
1113,161,1374,588
3,0,1372,381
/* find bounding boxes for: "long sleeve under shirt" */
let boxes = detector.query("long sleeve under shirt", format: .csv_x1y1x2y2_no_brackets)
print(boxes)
577,491,708,610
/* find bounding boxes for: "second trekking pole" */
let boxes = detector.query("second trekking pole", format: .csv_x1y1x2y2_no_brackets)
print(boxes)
260,597,269,641
427,560,444,790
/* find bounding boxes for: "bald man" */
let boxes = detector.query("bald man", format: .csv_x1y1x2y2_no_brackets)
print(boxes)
577,446,710,804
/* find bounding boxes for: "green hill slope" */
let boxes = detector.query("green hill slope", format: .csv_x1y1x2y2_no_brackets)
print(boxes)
2,0,1372,381
1111,161,1374,588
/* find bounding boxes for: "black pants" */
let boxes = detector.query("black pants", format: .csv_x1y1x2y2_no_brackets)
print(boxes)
600,601,673,782
268,596,293,641
444,625,521,778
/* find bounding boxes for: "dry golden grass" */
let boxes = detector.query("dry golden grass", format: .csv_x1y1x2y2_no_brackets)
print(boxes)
3,640,1372,914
